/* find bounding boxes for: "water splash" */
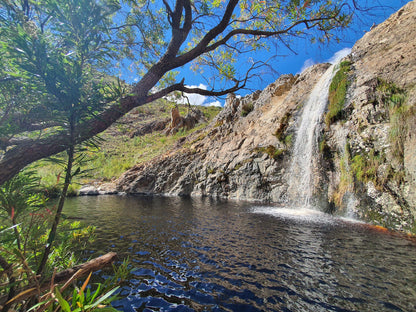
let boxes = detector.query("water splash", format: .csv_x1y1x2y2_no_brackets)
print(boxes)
251,206,333,224
344,191,358,219
286,55,347,208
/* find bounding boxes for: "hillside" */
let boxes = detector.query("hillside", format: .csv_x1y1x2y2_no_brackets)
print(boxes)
112,1,416,233
34,100,221,195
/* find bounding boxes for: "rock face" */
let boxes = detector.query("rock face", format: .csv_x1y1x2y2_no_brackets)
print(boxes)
116,1,416,232
116,68,324,201
322,0,416,232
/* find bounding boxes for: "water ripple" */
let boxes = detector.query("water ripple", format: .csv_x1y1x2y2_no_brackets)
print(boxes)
64,196,416,312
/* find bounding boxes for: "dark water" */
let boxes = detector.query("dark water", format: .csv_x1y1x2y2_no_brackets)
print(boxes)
64,195,416,312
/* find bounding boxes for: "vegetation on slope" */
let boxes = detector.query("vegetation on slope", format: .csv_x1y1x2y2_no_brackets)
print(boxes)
325,60,352,127
32,100,221,194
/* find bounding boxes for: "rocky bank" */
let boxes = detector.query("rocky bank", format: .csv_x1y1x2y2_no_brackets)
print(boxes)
114,1,416,232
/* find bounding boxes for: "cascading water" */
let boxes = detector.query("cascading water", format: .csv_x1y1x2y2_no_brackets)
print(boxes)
286,58,343,208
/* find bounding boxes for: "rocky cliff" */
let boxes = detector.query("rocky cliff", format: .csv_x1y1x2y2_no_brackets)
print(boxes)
116,1,416,233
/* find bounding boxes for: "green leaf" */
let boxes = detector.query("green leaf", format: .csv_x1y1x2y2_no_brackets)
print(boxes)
27,299,52,311
55,288,71,312
89,283,101,303
72,287,78,307
84,286,120,309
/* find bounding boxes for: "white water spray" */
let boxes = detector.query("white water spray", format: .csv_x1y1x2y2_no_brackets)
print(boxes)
286,51,349,208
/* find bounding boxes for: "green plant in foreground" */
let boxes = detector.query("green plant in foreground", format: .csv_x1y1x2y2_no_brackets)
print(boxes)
29,270,122,312
0,170,120,312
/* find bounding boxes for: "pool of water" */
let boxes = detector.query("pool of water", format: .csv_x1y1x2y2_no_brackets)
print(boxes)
64,195,416,312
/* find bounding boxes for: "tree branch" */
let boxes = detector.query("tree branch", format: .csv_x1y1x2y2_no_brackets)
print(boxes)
0,94,144,185
0,0,353,185
203,16,336,55
138,1,339,83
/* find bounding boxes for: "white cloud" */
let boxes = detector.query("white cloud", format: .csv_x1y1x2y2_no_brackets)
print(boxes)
205,100,222,107
175,83,206,106
177,84,223,107
327,47,351,64
298,48,352,74
300,58,316,73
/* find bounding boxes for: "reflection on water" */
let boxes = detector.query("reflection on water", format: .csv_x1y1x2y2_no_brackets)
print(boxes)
64,196,416,312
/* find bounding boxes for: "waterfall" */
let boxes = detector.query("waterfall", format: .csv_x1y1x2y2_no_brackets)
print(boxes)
286,60,341,208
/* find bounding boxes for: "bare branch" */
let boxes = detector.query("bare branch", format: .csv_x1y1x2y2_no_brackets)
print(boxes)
0,252,117,308
205,16,337,54
162,0,173,26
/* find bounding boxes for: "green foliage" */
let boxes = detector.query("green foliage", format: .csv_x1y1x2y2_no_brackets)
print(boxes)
28,265,127,312
241,102,254,117
325,60,351,127
0,171,44,220
187,131,209,146
190,0,352,84
207,167,216,175
283,134,293,147
0,171,99,311
349,147,404,191
0,0,121,128
0,0,357,186
203,106,223,121
376,79,407,111
48,221,97,271
254,145,285,160
351,149,380,185
32,104,220,184
53,282,119,312
376,79,409,162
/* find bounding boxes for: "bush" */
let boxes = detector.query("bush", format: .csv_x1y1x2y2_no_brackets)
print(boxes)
0,171,124,311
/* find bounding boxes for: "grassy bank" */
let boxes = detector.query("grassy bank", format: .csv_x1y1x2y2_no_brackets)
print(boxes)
31,100,221,194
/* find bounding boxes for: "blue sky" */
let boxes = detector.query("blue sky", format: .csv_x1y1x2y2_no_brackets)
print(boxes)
123,0,411,107
175,0,411,107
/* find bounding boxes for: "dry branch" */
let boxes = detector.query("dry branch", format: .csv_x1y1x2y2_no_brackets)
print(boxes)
0,252,118,308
